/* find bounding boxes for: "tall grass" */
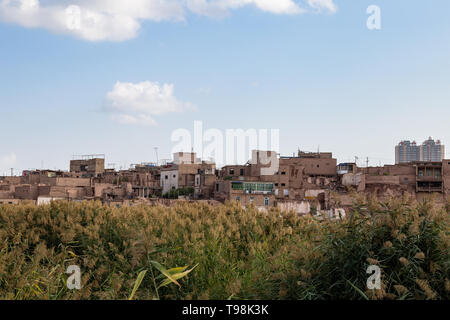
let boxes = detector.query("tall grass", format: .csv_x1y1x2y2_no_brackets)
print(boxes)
0,196,448,300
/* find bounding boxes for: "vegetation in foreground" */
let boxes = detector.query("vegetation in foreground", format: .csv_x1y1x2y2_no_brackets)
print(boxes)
0,196,449,300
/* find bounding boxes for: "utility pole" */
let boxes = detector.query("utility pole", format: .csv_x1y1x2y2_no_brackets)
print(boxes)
365,157,370,174
154,147,159,166
10,168,13,177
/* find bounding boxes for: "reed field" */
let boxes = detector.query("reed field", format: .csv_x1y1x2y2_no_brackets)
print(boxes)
0,196,449,300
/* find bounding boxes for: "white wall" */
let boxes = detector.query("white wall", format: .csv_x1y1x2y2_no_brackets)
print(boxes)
161,170,179,194
37,197,64,206
278,201,311,215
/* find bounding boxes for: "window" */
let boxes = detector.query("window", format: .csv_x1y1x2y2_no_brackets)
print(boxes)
281,183,286,187
173,175,176,178
216,184,219,192
165,175,168,180
264,197,270,206
275,183,279,187
240,169,244,176
232,182,273,193
232,182,243,190
281,172,286,175
230,169,235,175
256,183,265,191
246,183,257,192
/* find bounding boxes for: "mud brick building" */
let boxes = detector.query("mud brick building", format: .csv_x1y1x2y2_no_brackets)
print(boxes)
161,153,216,198
70,155,105,177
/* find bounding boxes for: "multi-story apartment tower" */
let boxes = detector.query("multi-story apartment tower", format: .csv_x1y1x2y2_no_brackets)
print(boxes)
395,141,420,164
420,137,445,162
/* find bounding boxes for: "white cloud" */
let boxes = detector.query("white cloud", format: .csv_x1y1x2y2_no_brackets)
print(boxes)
105,81,195,126
0,0,338,42
0,0,184,42
307,0,337,13
186,0,305,17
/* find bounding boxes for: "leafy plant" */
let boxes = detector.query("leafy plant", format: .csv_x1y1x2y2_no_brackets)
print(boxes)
129,270,147,300
128,261,198,300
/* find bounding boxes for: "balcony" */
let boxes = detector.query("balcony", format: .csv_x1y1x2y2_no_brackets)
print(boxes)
416,181,443,193
417,186,443,193
416,176,442,182
416,163,443,184
231,181,274,194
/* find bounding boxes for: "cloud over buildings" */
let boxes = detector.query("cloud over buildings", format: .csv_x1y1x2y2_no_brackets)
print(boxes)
105,81,196,126
0,0,338,41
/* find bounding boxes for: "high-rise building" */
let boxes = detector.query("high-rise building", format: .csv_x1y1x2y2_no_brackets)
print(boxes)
395,138,445,164
395,140,420,164
420,137,445,162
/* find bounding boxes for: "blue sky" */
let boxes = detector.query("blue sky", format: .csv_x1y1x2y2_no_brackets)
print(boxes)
1,0,449,174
